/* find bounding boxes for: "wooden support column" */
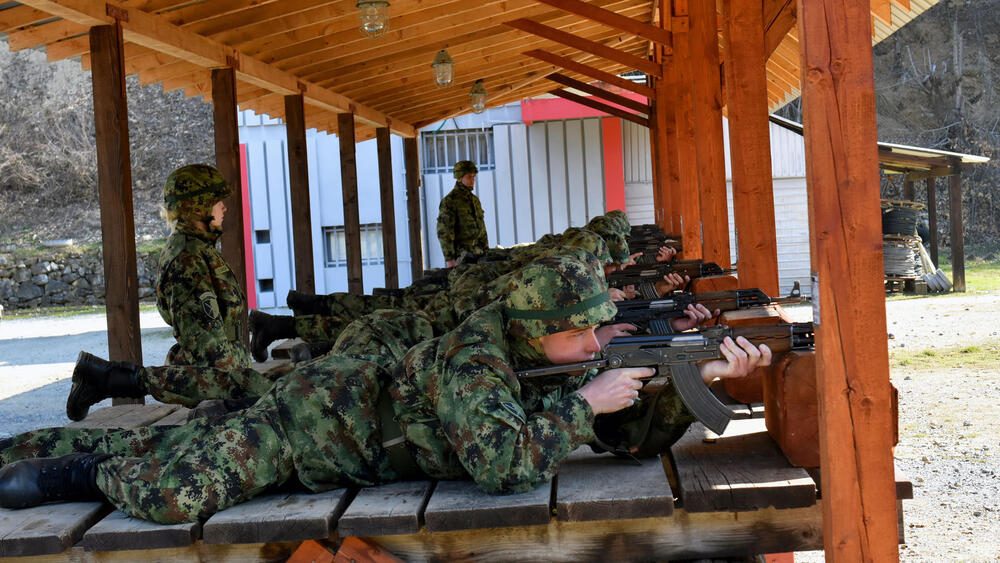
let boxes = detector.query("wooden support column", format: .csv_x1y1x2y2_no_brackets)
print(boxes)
797,0,900,560
376,127,399,289
284,94,315,294
651,6,677,236
927,176,939,267
663,58,683,237
688,0,731,268
902,179,915,201
648,98,664,229
404,137,424,281
670,8,702,260
212,67,248,346
90,23,142,378
338,112,364,294
721,0,780,295
949,169,966,292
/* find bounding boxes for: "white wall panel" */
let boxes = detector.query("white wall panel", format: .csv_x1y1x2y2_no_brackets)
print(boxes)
584,118,606,221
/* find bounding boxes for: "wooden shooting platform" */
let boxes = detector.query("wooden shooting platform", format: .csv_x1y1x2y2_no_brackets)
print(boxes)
0,404,912,562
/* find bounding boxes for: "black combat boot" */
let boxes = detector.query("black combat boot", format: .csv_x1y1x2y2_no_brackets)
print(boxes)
66,352,146,422
0,453,111,509
249,310,298,362
285,290,332,316
287,341,334,363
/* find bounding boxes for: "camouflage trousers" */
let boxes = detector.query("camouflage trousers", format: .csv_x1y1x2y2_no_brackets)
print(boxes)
294,292,447,345
0,354,400,524
139,362,295,408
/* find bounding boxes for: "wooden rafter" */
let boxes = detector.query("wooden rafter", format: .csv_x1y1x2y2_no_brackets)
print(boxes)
532,0,673,49
549,88,649,126
505,18,661,77
545,73,649,113
524,49,655,98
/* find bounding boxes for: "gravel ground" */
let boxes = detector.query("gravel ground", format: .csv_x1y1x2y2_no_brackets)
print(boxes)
1,295,998,561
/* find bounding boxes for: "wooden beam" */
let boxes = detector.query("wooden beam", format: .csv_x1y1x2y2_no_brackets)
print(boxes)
505,18,662,77
546,73,649,114
797,0,900,560
927,176,939,267
722,0,780,296
661,59,682,236
376,127,399,290
17,0,415,137
532,0,673,48
949,169,966,292
902,179,915,201
524,49,655,99
902,165,956,181
548,89,650,127
878,149,956,168
89,22,143,378
211,67,249,349
764,0,796,57
338,113,364,295
285,93,316,295
669,15,702,260
404,137,424,281
688,0,730,267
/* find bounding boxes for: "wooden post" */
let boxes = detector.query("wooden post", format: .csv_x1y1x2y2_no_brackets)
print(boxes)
688,0,731,268
284,94,315,294
902,179,915,201
797,0,900,560
670,7,703,260
662,57,683,238
212,67,249,346
648,99,665,230
721,0,780,296
927,176,939,267
337,112,364,294
651,11,677,236
949,169,966,292
404,136,424,281
376,127,399,289
89,23,142,382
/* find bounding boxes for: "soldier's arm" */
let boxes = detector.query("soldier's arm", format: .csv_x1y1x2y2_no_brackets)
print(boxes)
436,196,458,261
439,354,595,494
162,254,240,367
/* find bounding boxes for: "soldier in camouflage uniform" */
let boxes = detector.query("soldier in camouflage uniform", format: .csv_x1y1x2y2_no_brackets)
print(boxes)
437,160,489,267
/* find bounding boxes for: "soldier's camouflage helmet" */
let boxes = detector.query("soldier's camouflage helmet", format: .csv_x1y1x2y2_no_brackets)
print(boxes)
453,160,479,179
558,227,612,265
605,210,631,236
504,255,616,341
586,216,631,264
163,164,233,218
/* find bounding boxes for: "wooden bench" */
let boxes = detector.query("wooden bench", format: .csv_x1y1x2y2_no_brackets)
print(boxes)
0,405,912,561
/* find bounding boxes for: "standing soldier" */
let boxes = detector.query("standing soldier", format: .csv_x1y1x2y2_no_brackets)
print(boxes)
437,160,489,267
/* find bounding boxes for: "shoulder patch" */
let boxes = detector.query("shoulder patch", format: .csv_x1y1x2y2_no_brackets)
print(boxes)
199,291,221,321
500,401,527,426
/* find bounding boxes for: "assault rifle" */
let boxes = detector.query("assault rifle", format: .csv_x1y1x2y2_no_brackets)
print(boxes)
612,285,802,334
606,261,731,299
516,323,814,434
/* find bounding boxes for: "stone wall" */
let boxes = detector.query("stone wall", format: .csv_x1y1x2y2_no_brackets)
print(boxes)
0,248,160,310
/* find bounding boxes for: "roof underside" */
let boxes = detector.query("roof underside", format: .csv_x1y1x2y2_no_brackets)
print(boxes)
0,0,938,141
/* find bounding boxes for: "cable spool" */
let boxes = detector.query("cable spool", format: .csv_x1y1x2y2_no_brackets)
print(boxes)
883,235,921,278
881,200,925,236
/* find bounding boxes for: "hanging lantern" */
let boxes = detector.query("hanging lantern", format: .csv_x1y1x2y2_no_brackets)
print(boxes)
469,79,487,114
357,0,389,39
431,49,455,88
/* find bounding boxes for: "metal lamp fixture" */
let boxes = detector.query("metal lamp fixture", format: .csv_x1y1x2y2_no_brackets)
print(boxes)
431,49,455,88
469,79,487,114
357,0,389,39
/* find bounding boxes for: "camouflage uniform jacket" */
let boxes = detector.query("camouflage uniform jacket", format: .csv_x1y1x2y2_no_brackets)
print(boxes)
389,303,596,494
436,181,488,261
156,221,250,370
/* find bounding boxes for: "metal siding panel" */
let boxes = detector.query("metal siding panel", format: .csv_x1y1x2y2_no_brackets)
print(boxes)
390,135,413,287
493,125,517,247
423,173,448,268
509,123,534,244
264,139,294,309
565,120,588,227
625,182,654,226
547,121,570,233
478,172,499,250
306,136,325,295
583,118,606,220
246,142,271,230
527,123,552,236
317,134,344,227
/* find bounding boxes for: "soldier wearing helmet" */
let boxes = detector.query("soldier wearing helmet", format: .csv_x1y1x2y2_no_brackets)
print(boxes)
436,160,489,267
156,164,250,370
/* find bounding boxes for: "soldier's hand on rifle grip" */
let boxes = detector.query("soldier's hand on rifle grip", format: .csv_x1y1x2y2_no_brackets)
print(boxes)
596,323,637,349
698,336,773,384
575,367,653,414
625,251,644,267
656,246,677,263
608,288,627,302
655,273,689,297
669,304,719,332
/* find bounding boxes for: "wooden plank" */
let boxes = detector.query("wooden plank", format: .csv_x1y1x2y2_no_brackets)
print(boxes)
797,0,900,556
688,0,730,269
90,23,143,372
949,170,966,292
927,176,939,267
722,0,780,296
546,73,648,114
66,404,179,429
764,0,796,57
80,509,201,551
152,406,191,426
271,338,306,359
423,481,551,532
670,419,816,512
285,93,316,295
0,503,109,557
523,49,656,99
505,19,661,77
555,447,673,522
404,137,423,280
532,0,673,47
336,481,433,537
203,490,351,544
548,89,649,127
376,127,399,289
337,113,364,295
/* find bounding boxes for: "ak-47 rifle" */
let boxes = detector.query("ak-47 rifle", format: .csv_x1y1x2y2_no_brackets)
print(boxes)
606,261,731,299
516,323,814,435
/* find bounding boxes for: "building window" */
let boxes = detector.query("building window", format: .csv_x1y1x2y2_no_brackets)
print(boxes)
420,128,495,175
323,224,385,267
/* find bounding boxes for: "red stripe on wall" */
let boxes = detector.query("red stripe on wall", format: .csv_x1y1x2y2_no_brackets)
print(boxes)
240,143,257,310
601,117,626,212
